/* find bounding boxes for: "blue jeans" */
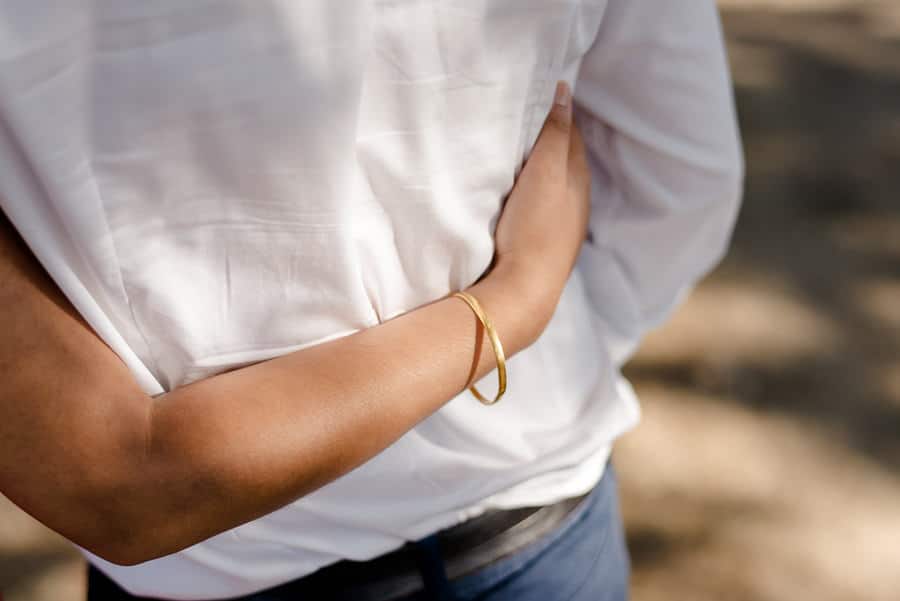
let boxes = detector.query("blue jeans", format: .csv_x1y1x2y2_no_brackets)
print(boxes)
430,462,629,601
451,463,629,601
254,462,630,601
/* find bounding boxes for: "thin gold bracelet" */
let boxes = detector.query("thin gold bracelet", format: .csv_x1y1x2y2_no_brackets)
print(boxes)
452,291,507,405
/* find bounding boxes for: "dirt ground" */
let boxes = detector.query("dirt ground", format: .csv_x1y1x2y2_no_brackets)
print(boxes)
619,1,900,599
2,1,899,600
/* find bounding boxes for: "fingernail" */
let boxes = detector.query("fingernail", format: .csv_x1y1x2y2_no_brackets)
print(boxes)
554,81,571,109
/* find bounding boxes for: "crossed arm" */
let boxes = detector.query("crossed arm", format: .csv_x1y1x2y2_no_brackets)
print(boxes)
0,90,589,566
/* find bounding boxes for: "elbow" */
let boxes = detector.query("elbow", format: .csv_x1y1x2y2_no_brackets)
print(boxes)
82,411,175,566
86,539,157,568
78,493,204,566
66,472,176,566
80,510,191,566
73,502,170,566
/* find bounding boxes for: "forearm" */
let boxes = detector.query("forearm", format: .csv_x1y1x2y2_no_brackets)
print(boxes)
117,267,544,563
0,206,546,564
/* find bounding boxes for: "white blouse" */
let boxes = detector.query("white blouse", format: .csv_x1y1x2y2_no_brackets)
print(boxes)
0,1,743,598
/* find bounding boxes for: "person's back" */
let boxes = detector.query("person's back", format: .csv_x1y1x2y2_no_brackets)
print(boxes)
0,1,743,599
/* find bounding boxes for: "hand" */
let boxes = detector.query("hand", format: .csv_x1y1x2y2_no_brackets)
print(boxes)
488,81,592,329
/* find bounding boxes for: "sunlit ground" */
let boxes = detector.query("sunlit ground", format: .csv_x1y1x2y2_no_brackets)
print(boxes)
2,1,899,600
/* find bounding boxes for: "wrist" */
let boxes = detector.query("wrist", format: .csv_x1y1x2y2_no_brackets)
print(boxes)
467,261,556,351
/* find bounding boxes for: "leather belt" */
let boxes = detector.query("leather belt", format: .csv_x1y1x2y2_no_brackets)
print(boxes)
263,491,592,601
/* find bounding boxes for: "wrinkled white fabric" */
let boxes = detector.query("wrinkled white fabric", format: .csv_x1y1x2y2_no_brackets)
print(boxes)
0,1,743,598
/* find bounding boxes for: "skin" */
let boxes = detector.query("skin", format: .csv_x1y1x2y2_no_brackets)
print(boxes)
0,82,590,566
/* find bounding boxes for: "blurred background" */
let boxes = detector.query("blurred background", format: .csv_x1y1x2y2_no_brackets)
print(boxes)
2,0,899,599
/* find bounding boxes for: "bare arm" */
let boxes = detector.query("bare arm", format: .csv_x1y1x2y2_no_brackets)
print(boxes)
0,84,590,566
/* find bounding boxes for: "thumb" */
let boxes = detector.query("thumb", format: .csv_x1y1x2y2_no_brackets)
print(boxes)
545,81,573,134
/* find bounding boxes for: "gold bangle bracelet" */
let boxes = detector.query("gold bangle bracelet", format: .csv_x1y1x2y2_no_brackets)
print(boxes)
452,291,507,406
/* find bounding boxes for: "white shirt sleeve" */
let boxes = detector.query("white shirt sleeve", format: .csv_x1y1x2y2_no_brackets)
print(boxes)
572,0,745,367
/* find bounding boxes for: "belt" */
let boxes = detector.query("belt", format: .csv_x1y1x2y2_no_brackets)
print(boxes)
264,491,591,601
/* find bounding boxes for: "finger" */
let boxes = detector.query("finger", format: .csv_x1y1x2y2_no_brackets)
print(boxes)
522,81,573,179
